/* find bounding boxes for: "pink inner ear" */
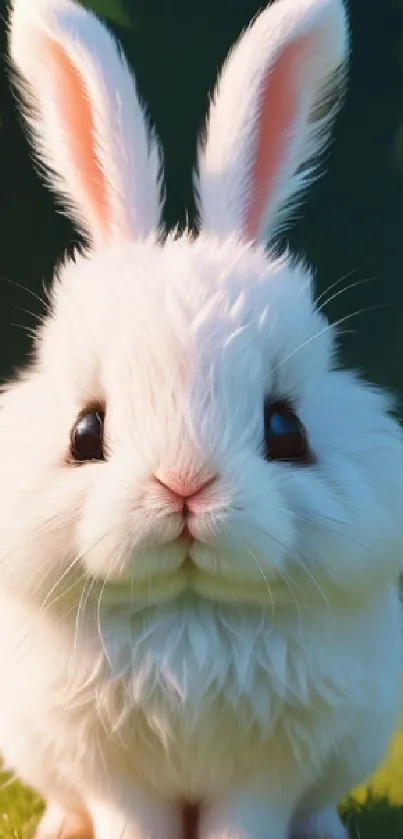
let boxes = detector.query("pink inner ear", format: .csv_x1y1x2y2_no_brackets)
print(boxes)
45,40,111,240
244,37,307,241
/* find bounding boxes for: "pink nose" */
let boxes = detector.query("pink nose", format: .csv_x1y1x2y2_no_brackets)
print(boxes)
154,471,217,500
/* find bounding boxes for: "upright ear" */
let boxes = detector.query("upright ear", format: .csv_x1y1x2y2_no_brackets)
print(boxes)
195,0,348,244
9,0,163,246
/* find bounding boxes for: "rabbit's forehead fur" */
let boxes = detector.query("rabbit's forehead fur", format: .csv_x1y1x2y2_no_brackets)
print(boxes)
41,234,328,427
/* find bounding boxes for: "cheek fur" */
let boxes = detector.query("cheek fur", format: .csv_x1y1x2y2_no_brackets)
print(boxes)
210,457,296,578
0,473,85,605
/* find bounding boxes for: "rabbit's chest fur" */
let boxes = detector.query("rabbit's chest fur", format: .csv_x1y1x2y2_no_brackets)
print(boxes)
38,598,335,799
84,600,328,797
0,591,401,801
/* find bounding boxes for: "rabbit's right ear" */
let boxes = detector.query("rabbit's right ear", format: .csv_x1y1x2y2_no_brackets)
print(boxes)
9,0,163,246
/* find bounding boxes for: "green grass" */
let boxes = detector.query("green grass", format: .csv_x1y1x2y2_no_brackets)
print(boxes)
0,770,43,839
2,736,403,839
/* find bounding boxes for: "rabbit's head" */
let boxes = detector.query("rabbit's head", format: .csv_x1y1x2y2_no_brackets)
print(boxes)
2,0,402,611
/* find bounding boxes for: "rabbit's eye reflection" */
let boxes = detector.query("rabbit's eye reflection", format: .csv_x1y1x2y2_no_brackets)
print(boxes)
263,399,313,465
70,406,105,463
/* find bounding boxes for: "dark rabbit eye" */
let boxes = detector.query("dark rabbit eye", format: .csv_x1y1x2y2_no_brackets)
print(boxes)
263,399,312,464
70,406,105,463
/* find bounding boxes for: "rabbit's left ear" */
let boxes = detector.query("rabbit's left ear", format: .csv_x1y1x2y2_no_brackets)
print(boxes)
195,0,348,245
9,0,163,247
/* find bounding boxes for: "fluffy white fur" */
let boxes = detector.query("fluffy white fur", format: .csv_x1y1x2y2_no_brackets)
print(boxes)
195,0,348,240
3,0,403,838
9,0,163,244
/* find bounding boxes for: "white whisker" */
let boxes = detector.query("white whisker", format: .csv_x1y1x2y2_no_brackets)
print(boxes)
73,576,96,663
38,555,86,615
96,573,114,671
317,276,376,314
240,536,276,624
273,304,389,372
314,267,359,306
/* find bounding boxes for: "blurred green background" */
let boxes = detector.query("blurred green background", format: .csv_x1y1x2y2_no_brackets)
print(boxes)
0,0,402,396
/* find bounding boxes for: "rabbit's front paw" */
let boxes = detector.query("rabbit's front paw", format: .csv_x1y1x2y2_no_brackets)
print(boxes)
89,792,180,839
290,807,348,839
200,785,300,839
34,804,93,839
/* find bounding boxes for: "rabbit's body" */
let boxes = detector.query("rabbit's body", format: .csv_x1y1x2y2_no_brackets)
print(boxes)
4,0,403,836
0,587,401,814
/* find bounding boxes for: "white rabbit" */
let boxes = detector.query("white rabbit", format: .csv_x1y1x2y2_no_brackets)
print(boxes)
2,0,403,837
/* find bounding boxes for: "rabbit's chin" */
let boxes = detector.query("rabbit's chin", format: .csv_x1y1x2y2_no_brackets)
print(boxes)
93,574,280,608
88,563,281,609
83,537,290,608
86,544,286,608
